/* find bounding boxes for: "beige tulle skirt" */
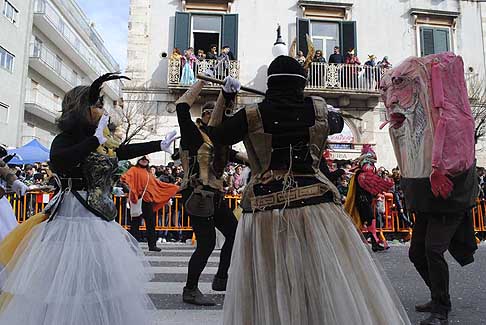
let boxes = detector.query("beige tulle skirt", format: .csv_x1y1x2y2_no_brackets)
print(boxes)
223,203,411,325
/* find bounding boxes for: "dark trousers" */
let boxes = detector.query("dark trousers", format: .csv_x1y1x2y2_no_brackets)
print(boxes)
409,212,465,314
186,200,238,289
130,201,157,249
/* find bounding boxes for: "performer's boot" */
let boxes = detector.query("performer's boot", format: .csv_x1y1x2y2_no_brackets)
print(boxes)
369,235,385,252
212,275,228,291
183,286,216,306
416,301,451,313
420,312,448,325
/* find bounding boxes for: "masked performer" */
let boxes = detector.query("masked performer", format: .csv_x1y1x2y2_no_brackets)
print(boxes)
0,147,28,241
206,54,410,325
175,77,244,306
345,144,394,251
380,52,477,325
0,73,177,325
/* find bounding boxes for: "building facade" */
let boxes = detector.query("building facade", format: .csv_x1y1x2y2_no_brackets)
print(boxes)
0,0,121,148
126,0,486,167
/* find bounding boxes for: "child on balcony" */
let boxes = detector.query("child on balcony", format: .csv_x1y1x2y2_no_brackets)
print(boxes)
180,48,197,86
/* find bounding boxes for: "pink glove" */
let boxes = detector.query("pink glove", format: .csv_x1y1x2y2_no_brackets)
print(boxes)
358,172,394,196
430,169,453,199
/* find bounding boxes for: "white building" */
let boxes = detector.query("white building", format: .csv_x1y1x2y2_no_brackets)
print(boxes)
126,0,486,167
0,0,121,149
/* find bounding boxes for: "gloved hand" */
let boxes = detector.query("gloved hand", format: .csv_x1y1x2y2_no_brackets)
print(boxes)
223,76,241,93
160,130,179,154
95,114,109,145
327,104,340,113
430,169,453,199
12,179,28,196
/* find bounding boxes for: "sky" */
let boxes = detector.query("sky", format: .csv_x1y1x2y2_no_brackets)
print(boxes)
77,0,129,71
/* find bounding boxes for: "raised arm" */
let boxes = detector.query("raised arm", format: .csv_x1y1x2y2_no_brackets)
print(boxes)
175,80,205,152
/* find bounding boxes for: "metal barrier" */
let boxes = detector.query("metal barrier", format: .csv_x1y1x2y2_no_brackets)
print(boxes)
6,192,486,236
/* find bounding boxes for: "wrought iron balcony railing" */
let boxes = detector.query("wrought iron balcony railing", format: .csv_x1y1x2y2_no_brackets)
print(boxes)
168,59,240,87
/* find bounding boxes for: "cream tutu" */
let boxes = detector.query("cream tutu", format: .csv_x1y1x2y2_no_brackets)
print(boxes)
223,203,411,325
0,192,155,325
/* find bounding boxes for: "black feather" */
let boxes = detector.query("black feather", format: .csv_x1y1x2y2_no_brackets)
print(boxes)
88,73,131,105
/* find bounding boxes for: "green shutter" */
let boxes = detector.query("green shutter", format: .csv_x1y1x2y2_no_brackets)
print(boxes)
222,14,239,59
433,28,450,54
341,21,357,55
420,27,435,56
174,12,191,51
297,18,310,56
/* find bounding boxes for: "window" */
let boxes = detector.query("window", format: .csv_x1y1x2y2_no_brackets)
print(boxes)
297,18,356,59
0,46,14,72
55,55,62,73
0,101,9,122
174,12,239,59
420,26,450,56
310,21,339,60
33,37,43,57
2,0,18,24
192,15,222,54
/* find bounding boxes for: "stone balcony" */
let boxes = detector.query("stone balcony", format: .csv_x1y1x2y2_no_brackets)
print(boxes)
167,59,384,108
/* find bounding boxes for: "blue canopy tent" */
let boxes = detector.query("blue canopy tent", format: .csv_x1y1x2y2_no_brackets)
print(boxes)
7,139,50,165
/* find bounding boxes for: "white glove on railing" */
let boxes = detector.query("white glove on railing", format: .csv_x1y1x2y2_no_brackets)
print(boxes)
12,179,28,196
95,114,109,145
160,130,178,154
223,76,241,93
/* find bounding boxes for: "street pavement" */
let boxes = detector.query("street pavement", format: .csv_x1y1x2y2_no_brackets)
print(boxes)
143,242,486,325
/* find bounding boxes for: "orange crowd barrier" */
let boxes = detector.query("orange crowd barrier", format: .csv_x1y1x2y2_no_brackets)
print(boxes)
6,191,486,236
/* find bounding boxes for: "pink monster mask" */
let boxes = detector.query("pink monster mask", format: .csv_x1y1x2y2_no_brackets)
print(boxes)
380,52,475,179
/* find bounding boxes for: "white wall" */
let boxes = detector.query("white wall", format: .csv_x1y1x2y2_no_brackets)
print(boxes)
0,0,34,147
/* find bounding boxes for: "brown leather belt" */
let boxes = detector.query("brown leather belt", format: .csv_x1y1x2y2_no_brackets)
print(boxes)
251,183,330,210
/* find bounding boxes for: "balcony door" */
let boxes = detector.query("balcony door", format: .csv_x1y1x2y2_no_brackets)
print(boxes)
192,15,221,55
174,12,238,59
297,18,357,58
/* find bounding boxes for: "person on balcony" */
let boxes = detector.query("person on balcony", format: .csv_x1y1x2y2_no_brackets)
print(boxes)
175,76,244,306
206,44,218,60
206,53,410,325
345,49,361,88
180,47,197,86
295,50,306,66
329,46,344,64
170,47,182,61
364,54,378,89
196,49,206,61
312,50,326,63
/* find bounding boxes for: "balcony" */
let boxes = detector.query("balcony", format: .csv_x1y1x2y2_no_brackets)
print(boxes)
305,63,384,108
167,59,240,91
24,88,62,125
167,59,382,107
29,43,82,92
33,0,121,99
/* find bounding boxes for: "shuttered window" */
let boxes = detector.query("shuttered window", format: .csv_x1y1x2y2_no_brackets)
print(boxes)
173,12,239,59
420,26,450,56
297,18,357,57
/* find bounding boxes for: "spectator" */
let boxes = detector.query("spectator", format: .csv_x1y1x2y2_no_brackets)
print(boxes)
218,45,235,61
364,54,378,89
328,46,344,64
345,49,361,87
206,44,218,60
180,48,197,86
295,50,306,66
312,50,326,63
196,49,206,61
170,48,182,61
22,164,35,185
150,165,157,175
378,56,393,69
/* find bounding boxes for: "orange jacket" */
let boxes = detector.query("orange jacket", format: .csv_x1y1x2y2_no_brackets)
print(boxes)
121,166,179,212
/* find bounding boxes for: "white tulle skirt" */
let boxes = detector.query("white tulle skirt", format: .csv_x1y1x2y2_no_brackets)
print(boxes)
0,197,18,242
223,203,411,325
0,192,155,325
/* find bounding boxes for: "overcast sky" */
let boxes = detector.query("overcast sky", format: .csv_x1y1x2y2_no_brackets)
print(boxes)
77,0,129,71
